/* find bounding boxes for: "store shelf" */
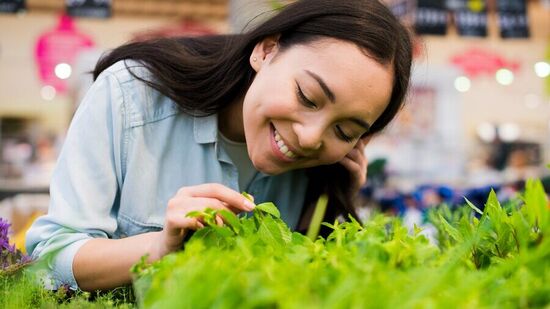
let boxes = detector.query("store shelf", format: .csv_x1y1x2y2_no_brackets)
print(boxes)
25,0,229,20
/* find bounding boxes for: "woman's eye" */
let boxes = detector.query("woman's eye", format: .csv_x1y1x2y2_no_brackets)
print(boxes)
296,83,317,109
335,125,354,143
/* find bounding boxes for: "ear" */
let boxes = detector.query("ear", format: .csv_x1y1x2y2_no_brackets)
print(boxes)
250,35,280,72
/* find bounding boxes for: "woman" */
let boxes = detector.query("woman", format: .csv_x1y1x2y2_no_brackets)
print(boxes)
26,0,412,291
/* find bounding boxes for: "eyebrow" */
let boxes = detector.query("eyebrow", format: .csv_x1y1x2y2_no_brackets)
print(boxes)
304,70,336,103
304,70,371,133
351,118,371,132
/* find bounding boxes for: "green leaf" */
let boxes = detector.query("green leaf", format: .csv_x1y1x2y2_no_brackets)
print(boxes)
203,212,218,226
242,192,255,203
211,226,235,238
485,190,506,224
255,202,281,218
130,254,150,275
464,197,483,215
204,208,217,216
437,213,462,243
257,215,285,246
413,224,424,236
523,179,549,232
186,208,219,226
321,222,336,230
306,194,329,241
218,209,242,233
240,218,257,236
186,211,203,218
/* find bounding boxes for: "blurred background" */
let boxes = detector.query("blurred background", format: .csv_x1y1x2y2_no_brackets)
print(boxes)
0,0,549,242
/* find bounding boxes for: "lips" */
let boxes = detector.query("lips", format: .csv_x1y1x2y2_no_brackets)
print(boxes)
270,124,299,162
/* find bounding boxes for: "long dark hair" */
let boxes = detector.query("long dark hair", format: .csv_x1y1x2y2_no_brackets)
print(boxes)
93,0,412,226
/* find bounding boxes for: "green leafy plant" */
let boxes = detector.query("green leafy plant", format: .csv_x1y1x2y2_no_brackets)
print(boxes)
2,181,549,308
132,183,550,308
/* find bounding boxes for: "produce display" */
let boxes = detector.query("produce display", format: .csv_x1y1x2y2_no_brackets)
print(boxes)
1,180,549,308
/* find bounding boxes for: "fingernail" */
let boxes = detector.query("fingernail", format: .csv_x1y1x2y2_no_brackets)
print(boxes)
244,199,255,211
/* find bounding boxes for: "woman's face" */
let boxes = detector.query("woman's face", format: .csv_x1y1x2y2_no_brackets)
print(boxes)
240,37,394,175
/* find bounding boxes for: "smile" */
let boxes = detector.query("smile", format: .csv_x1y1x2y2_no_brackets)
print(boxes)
270,124,299,162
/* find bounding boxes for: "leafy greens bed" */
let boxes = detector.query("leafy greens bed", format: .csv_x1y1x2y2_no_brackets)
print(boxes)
1,180,549,308
133,180,549,308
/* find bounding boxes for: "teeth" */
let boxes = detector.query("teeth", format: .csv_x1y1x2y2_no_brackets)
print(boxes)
273,128,297,159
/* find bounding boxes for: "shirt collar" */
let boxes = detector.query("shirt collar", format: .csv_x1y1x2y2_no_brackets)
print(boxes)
193,114,218,144
192,113,271,181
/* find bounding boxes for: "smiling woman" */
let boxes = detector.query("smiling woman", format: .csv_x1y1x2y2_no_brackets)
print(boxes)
239,38,394,175
25,0,412,292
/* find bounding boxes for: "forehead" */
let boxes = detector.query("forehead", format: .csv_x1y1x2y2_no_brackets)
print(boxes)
282,39,394,120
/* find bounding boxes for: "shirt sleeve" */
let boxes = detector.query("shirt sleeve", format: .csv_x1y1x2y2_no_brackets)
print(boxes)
25,69,126,290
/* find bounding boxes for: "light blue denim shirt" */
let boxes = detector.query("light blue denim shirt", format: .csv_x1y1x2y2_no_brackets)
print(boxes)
25,60,309,290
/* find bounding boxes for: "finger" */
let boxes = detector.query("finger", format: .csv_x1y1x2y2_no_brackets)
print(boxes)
166,226,185,238
165,216,204,233
196,217,206,227
170,197,232,213
361,135,373,145
340,157,366,186
167,197,243,229
182,197,247,214
346,148,364,163
220,201,243,214
346,151,367,171
355,139,366,150
180,184,255,211
340,156,361,173
215,215,224,227
201,198,247,214
356,136,370,149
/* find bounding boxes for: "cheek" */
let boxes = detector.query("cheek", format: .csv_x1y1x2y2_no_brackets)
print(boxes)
245,73,296,114
244,94,295,124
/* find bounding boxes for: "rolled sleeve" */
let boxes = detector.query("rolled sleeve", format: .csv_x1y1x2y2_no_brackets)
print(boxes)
26,66,127,290
51,238,89,289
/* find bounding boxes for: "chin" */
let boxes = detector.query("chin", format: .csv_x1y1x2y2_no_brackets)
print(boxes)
255,163,284,176
252,159,287,176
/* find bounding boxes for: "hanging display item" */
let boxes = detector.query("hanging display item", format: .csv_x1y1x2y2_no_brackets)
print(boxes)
415,0,448,35
34,15,95,94
497,0,530,38
66,0,111,18
0,0,25,13
454,0,488,37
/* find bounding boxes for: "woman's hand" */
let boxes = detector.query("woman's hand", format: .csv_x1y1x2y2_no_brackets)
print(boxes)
151,183,255,261
339,136,371,193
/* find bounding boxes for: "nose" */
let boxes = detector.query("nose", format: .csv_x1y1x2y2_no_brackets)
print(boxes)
292,122,323,151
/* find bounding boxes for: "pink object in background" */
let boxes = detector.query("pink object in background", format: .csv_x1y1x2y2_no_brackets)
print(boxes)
35,15,95,94
451,48,521,78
